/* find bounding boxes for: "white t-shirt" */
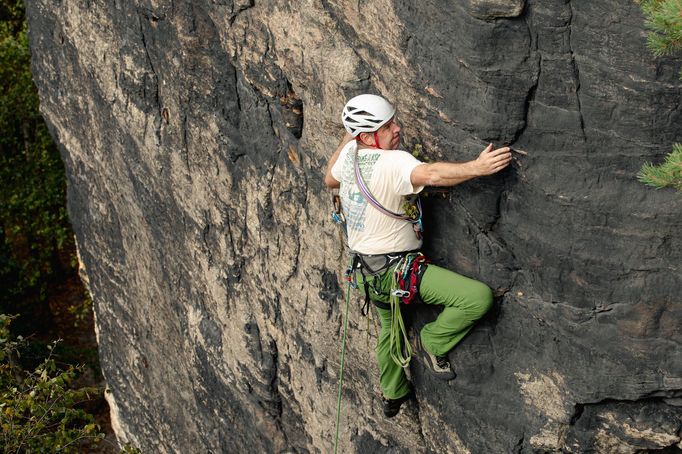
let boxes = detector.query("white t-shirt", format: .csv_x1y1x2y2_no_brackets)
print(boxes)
331,141,425,255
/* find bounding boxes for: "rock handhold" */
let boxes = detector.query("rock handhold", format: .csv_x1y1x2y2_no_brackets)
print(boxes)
463,0,526,19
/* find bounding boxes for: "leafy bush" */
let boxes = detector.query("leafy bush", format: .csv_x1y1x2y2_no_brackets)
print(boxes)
0,314,105,452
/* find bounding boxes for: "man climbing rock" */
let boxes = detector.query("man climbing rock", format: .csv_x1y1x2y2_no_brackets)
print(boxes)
324,94,512,418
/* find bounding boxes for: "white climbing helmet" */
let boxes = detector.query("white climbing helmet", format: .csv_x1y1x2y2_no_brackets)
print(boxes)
342,94,396,137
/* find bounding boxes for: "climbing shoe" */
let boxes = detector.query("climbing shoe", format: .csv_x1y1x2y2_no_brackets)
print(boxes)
382,390,414,418
417,336,456,380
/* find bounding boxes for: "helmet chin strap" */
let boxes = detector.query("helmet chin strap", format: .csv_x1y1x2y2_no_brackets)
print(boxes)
355,131,383,150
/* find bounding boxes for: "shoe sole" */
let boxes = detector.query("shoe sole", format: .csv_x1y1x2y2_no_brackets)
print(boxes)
416,335,456,380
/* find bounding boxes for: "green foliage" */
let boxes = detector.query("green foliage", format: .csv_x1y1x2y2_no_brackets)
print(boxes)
0,314,105,452
0,0,78,314
120,443,143,454
638,143,682,190
640,0,682,59
411,143,424,159
67,292,94,328
637,1,682,192
410,143,434,163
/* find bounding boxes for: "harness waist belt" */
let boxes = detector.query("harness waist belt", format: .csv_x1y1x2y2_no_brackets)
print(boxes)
353,249,418,275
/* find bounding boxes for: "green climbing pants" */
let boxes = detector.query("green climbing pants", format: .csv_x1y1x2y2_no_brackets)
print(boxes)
364,263,493,400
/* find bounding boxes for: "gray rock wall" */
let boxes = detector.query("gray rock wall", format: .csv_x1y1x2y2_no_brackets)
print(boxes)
27,0,681,452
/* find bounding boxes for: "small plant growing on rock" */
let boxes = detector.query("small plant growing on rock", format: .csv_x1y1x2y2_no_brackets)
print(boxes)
637,0,682,192
638,143,682,190
411,143,434,162
640,0,682,65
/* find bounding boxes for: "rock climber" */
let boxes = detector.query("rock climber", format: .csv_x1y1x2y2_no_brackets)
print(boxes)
324,94,512,418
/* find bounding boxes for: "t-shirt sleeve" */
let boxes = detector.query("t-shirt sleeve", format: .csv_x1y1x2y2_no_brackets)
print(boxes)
390,151,425,195
330,141,354,182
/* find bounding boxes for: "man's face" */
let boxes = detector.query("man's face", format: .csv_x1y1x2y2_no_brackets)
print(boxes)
360,116,401,150
376,117,401,150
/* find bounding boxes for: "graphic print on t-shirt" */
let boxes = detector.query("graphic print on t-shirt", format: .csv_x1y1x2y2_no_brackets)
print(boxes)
339,151,379,232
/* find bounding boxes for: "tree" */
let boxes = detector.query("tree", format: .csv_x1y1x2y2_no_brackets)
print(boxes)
0,0,79,321
637,0,682,191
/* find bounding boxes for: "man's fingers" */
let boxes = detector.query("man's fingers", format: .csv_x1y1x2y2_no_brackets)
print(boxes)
480,143,494,155
479,145,512,174
489,147,511,157
491,155,513,171
489,164,509,174
485,152,512,167
496,159,511,167
483,151,511,166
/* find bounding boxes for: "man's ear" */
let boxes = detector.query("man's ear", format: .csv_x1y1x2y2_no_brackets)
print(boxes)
357,132,371,146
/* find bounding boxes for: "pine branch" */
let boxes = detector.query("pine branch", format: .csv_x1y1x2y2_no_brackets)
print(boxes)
641,0,682,56
637,144,682,191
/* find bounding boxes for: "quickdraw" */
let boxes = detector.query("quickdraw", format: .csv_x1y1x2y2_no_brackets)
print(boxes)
394,253,429,305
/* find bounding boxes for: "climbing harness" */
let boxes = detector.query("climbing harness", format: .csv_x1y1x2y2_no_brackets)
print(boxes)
349,252,402,316
350,252,428,310
347,251,429,369
353,146,424,240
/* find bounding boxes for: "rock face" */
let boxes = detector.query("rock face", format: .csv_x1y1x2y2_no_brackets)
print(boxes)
27,0,681,452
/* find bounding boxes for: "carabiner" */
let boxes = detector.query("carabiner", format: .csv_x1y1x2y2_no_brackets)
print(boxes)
391,289,410,298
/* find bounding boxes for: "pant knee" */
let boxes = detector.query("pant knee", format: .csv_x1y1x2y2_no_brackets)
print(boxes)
468,282,493,317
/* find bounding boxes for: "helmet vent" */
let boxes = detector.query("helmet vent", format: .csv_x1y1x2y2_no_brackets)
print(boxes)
341,94,395,137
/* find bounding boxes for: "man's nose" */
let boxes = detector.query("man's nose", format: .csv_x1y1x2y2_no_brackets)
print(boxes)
393,122,401,132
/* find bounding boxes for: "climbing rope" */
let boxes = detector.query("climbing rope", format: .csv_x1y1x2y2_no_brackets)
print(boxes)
388,265,412,368
333,273,352,454
365,300,378,354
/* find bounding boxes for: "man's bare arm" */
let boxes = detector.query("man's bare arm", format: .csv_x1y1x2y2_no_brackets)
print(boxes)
411,144,512,187
324,132,354,188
